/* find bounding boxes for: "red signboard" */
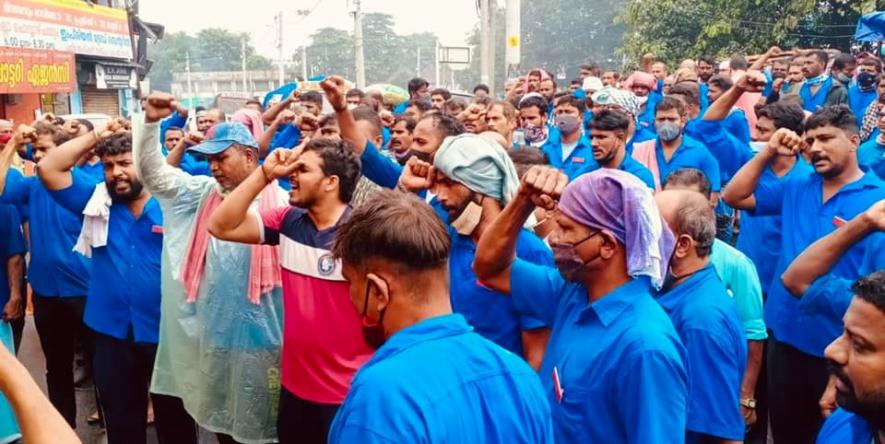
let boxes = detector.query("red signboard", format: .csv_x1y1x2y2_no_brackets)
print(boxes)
0,47,74,93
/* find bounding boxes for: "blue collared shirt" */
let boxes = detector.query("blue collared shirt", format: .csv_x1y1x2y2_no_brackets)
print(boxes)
1,169,93,297
50,169,164,343
450,230,549,356
710,239,766,340
510,261,688,443
329,314,554,444
656,266,747,441
686,119,752,184
576,154,656,189
0,204,25,307
857,137,885,174
541,133,594,180
848,85,877,120
754,170,885,356
80,162,105,182
655,136,722,191
723,109,751,144
736,159,812,294
815,408,875,444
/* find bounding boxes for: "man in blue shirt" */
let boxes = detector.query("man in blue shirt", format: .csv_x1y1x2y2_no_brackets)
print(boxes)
328,190,554,444
775,206,885,444
655,189,748,443
848,58,881,120
580,109,656,188
542,95,593,180
474,167,688,443
37,126,165,444
0,204,24,352
799,51,849,113
393,78,429,115
705,75,752,144
724,105,885,443
858,108,885,176
0,123,94,427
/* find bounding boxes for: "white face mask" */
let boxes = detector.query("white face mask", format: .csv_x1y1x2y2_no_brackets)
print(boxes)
450,199,483,236
749,141,767,153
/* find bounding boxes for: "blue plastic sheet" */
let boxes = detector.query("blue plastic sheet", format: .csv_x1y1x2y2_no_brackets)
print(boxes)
855,12,885,42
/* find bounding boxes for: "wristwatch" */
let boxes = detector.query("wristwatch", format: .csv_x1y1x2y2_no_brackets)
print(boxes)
740,398,757,409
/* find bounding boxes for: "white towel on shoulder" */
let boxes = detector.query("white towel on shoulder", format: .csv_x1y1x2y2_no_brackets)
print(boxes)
73,182,112,258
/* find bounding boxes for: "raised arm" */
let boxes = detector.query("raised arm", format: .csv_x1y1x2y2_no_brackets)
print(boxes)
748,46,783,72
166,131,202,168
258,110,296,159
321,76,367,155
0,342,79,443
474,166,568,293
262,92,296,126
704,71,765,122
38,119,126,191
208,147,301,244
0,126,34,197
781,200,884,296
722,128,803,210
134,92,197,200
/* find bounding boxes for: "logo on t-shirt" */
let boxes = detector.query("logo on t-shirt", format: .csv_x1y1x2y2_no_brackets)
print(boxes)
317,254,336,276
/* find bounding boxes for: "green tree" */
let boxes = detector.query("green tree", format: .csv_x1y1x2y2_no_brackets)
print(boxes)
362,13,408,84
146,31,195,92
296,27,354,80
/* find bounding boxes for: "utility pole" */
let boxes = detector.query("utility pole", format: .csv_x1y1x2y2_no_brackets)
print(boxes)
296,9,311,82
241,37,248,93
479,0,496,93
185,50,193,110
417,46,421,78
351,0,366,88
504,0,520,80
275,11,285,87
434,39,440,87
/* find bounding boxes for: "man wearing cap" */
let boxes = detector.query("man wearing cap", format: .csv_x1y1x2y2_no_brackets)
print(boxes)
135,93,287,444
327,190,554,444
474,168,688,443
397,133,552,369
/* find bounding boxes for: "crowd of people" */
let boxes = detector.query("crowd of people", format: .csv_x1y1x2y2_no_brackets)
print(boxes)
0,43,883,444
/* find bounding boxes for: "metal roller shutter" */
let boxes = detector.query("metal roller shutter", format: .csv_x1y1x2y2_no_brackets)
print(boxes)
81,85,119,116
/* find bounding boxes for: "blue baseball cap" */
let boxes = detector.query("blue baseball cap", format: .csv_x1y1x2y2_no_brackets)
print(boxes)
187,122,258,155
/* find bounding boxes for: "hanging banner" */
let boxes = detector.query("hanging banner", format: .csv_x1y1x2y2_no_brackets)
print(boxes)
0,0,133,59
0,47,74,93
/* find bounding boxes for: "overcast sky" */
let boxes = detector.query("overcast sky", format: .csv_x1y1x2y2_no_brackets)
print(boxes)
140,0,480,59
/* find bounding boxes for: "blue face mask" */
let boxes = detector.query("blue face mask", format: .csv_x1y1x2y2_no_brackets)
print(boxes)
655,121,682,142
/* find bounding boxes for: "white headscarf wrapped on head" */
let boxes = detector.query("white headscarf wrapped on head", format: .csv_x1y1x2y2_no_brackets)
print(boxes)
433,134,521,205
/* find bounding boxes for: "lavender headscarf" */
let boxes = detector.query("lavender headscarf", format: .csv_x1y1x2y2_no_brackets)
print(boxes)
558,169,674,288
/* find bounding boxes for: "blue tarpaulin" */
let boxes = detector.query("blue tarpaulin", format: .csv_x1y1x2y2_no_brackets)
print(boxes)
855,11,885,42
262,81,299,108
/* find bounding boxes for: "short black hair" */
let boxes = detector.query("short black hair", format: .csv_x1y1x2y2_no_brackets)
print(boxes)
408,99,434,112
319,113,338,128
165,126,184,135
656,96,686,117
245,98,262,106
810,50,830,66
757,103,806,135
302,137,362,203
419,113,465,139
95,132,132,158
519,95,548,116
554,95,585,113
570,78,583,86
664,168,712,199
408,78,430,95
707,75,733,92
34,121,70,146
852,270,885,314
805,105,858,136
77,119,95,131
508,147,548,179
697,56,716,66
589,109,631,132
351,105,384,138
729,55,748,71
669,82,701,107
473,83,490,94
832,53,856,71
393,115,416,132
301,91,323,106
430,88,451,101
861,57,883,72
346,88,365,99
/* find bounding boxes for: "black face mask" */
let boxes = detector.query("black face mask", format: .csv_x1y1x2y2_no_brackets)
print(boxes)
406,149,433,164
360,279,388,350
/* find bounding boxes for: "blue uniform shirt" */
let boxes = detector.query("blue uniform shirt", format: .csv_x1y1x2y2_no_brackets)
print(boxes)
686,119,752,184
857,137,885,173
0,204,25,307
576,153,656,189
848,84,877,120
80,162,105,182
754,170,885,356
736,159,812,294
799,77,836,112
815,408,875,444
510,260,688,443
541,133,594,180
656,266,747,441
655,135,723,191
449,230,549,356
50,169,164,343
723,109,751,144
329,314,554,444
1,169,93,297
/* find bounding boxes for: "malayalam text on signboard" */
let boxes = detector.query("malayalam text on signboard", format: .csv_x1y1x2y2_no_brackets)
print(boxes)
0,47,75,93
0,0,133,59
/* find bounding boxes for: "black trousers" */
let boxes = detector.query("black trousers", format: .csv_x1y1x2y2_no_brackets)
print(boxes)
32,294,89,427
745,338,770,444
151,394,199,444
278,388,340,444
767,336,830,444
